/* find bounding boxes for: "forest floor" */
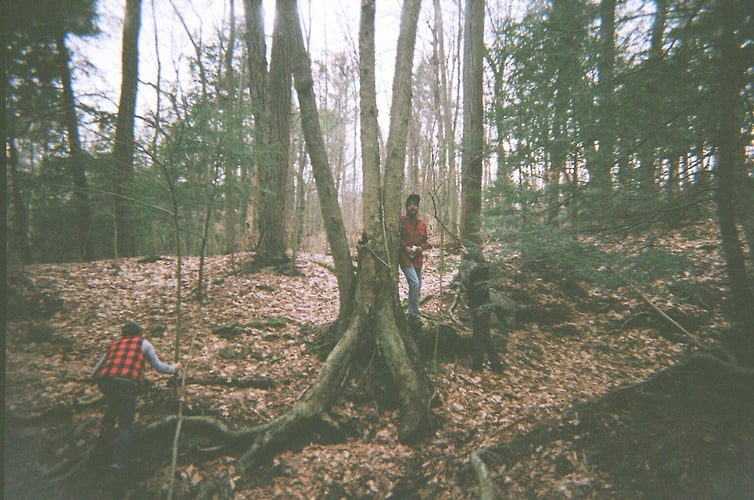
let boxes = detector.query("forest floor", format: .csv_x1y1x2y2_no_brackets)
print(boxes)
4,222,753,499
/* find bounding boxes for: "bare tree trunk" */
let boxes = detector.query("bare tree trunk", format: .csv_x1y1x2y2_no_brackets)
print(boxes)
484,28,509,215
734,146,754,265
360,0,381,238
384,0,423,243
222,0,238,255
593,0,616,192
148,0,163,256
236,0,430,475
637,0,668,195
449,3,464,232
548,63,569,224
431,0,451,234
7,129,33,265
291,134,307,264
112,0,142,258
284,0,355,321
242,0,267,251
715,0,754,327
361,0,430,442
460,0,485,245
255,0,292,264
56,35,92,262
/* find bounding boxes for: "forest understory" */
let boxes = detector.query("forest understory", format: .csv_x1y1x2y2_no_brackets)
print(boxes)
5,222,753,499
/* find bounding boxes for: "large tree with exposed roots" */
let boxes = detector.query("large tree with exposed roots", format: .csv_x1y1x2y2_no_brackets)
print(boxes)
231,0,430,473
124,0,430,477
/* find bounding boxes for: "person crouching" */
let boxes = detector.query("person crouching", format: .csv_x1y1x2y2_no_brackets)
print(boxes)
91,321,180,476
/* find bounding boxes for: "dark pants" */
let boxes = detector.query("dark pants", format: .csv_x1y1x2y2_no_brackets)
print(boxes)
471,312,501,370
97,377,138,468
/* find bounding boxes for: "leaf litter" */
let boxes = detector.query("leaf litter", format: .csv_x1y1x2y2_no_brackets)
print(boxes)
5,224,753,498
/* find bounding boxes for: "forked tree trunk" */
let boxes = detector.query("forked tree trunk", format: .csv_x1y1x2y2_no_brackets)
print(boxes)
359,0,430,442
236,0,430,475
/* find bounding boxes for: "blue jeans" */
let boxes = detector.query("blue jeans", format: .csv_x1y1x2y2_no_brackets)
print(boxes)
401,264,422,320
97,377,138,468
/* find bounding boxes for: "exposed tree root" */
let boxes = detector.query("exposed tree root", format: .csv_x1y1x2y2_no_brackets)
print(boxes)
231,244,434,474
237,315,365,474
187,375,276,389
140,415,259,446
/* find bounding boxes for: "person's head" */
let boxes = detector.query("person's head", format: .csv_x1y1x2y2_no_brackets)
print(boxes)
122,321,144,337
405,194,420,216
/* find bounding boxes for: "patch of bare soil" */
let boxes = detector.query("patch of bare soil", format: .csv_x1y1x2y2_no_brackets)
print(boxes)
4,225,752,499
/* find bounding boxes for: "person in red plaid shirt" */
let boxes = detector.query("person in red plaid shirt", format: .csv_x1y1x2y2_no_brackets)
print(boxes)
400,194,429,325
91,321,180,476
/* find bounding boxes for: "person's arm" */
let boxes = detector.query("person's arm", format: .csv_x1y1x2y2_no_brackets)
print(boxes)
90,353,106,379
419,220,430,250
142,340,179,374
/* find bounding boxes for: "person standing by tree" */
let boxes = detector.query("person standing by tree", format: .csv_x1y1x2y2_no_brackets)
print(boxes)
400,194,429,325
91,321,180,479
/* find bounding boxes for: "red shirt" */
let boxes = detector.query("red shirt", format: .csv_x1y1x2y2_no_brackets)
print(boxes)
400,214,429,268
97,336,146,383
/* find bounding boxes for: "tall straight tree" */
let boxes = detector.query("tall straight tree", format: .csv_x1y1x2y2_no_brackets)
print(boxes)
242,0,268,251
112,0,142,258
636,0,668,195
548,0,591,223
460,0,486,246
7,132,30,264
593,0,617,192
236,0,430,475
431,0,458,236
714,0,754,327
255,0,292,264
221,0,238,255
56,36,93,261
6,0,98,262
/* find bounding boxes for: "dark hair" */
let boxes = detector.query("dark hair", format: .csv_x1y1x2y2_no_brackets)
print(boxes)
406,194,420,206
122,321,143,337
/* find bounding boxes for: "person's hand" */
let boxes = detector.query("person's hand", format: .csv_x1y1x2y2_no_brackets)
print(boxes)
174,362,181,372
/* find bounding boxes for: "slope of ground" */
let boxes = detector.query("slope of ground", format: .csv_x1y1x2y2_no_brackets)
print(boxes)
4,223,751,499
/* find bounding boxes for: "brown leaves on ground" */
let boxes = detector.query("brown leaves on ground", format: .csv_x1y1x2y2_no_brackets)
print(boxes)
5,223,746,499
